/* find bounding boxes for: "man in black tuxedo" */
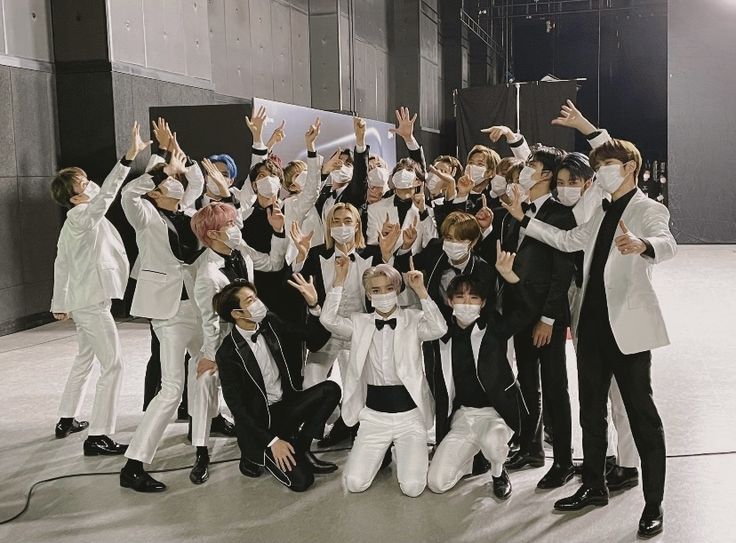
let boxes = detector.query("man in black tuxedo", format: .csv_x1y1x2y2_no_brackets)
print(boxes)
214,280,340,492
501,145,577,490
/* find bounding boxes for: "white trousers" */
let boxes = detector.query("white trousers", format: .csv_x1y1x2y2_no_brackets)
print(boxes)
606,377,639,468
58,301,123,436
302,337,350,389
187,361,220,447
428,406,513,493
126,301,202,464
344,407,428,498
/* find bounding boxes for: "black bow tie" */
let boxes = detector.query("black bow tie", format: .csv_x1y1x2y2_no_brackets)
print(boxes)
336,252,356,262
602,199,611,211
375,318,397,330
521,202,537,213
248,325,264,343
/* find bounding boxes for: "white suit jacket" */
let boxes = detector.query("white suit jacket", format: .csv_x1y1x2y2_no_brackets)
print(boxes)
320,288,447,429
365,196,437,253
51,161,132,313
121,173,200,320
283,155,324,264
193,237,288,360
525,189,676,354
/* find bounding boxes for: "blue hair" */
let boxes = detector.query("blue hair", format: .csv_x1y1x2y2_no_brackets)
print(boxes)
208,154,237,180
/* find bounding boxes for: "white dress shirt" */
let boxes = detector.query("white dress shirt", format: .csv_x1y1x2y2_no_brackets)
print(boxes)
335,250,366,317
518,192,552,248
363,310,403,386
236,325,283,405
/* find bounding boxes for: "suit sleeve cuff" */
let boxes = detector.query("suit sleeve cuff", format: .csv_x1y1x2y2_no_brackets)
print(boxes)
482,225,493,239
267,437,279,448
540,316,555,326
405,137,420,151
307,150,317,158
150,169,168,186
120,156,133,167
520,215,531,228
252,143,268,155
640,239,655,259
508,135,525,148
355,144,367,154
308,305,322,317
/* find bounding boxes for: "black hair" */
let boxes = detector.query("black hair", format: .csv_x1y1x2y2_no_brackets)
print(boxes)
338,148,354,165
446,275,489,302
554,152,594,184
213,279,258,323
528,144,565,190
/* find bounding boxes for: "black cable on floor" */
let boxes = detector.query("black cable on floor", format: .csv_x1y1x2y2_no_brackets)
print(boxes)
0,446,353,526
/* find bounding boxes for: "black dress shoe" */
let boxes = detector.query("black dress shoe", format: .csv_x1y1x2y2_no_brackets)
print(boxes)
210,414,236,437
55,418,88,439
177,405,188,422
638,504,663,538
554,485,609,511
492,468,512,500
318,418,350,448
120,468,167,492
83,435,128,456
304,451,338,474
605,455,617,475
505,450,545,471
239,457,263,478
537,462,575,489
472,452,492,476
606,466,639,491
189,451,209,484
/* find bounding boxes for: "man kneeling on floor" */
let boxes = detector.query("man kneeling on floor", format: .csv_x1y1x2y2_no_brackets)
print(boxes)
213,279,340,492
320,260,447,497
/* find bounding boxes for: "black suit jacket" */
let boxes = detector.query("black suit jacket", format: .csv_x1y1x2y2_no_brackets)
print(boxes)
315,145,370,217
501,197,576,327
216,312,324,463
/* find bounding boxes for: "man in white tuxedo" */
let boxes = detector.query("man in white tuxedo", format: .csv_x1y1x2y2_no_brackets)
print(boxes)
320,261,447,497
503,137,676,538
118,142,206,493
50,122,150,455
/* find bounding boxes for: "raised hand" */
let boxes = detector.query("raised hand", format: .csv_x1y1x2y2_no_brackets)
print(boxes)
550,99,597,135
380,212,393,238
353,116,367,147
333,254,350,287
287,273,319,307
245,105,268,142
481,125,514,143
267,204,285,233
475,194,494,230
126,121,152,161
413,192,426,213
151,117,172,151
290,221,314,263
389,106,417,142
404,256,428,298
379,221,401,261
305,117,321,152
202,158,230,197
322,148,343,175
500,183,525,221
266,120,286,151
164,134,187,176
614,220,646,256
457,173,474,197
402,217,419,250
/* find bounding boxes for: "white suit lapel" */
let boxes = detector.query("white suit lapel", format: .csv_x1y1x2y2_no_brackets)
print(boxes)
439,337,454,415
471,324,484,372
319,253,335,295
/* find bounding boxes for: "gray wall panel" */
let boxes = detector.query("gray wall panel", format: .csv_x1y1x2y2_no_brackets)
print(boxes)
11,69,57,177
107,0,147,66
144,0,187,75
19,177,59,285
24,279,54,316
354,0,389,51
0,178,22,291
208,0,227,93
50,0,108,62
353,39,367,117
3,0,53,62
290,8,311,106
223,0,253,99
0,285,25,323
183,0,213,80
668,0,736,243
339,13,351,110
0,67,16,177
376,49,389,121
0,3,5,55
111,72,134,157
250,0,275,99
271,1,294,103
309,14,340,110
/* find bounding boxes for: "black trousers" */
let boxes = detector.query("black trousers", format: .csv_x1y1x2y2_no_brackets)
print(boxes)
240,381,341,493
577,319,665,505
142,321,188,412
514,322,573,465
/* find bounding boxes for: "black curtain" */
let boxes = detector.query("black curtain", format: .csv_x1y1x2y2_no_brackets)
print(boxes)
518,81,577,152
456,85,516,161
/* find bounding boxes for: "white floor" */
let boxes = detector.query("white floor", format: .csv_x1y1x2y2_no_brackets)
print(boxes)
1,245,735,543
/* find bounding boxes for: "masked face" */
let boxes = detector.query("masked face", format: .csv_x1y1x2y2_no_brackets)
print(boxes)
490,174,507,197
160,178,185,200
330,165,354,185
220,225,242,249
425,172,444,193
452,303,482,325
518,166,538,190
330,225,355,245
82,181,100,200
392,168,417,190
442,240,470,262
256,175,281,198
557,186,582,207
467,164,487,185
367,167,390,189
370,292,398,314
289,170,307,193
596,163,628,194
241,298,267,323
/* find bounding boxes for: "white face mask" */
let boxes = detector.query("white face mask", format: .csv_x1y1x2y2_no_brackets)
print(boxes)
596,164,627,194
367,167,390,188
467,164,487,185
291,171,308,191
206,176,228,197
244,299,267,323
557,186,582,207
392,169,416,190
506,183,528,202
371,292,398,314
330,225,355,245
443,240,470,262
160,178,185,200
83,181,100,200
256,175,281,198
452,303,482,325
425,172,444,192
518,166,537,190
490,174,507,198
330,165,353,185
221,225,242,249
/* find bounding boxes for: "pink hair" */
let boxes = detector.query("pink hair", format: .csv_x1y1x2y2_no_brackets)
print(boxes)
362,264,403,292
191,202,237,247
